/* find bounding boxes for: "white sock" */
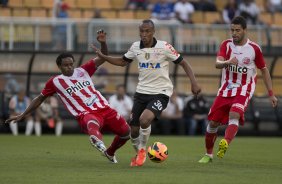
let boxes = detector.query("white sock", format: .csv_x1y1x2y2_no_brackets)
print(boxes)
34,122,41,136
55,121,63,136
25,120,34,136
10,122,18,136
130,135,140,153
139,125,151,150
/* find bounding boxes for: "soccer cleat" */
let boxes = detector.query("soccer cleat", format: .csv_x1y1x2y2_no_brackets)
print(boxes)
136,148,146,166
198,155,213,163
90,136,107,153
130,156,138,167
217,139,229,158
103,151,118,163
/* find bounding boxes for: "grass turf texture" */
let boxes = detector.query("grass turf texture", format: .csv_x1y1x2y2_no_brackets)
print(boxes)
0,135,281,184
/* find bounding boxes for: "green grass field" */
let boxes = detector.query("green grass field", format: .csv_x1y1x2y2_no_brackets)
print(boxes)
0,135,281,184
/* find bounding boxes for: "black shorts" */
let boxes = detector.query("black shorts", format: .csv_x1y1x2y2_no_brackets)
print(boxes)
130,92,169,126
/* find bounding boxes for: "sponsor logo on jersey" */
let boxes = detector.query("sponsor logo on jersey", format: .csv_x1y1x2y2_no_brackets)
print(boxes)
66,81,91,95
226,65,248,74
139,62,161,69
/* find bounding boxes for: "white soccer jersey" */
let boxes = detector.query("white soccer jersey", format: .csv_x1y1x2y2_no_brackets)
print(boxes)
123,38,183,97
41,60,109,118
217,39,266,97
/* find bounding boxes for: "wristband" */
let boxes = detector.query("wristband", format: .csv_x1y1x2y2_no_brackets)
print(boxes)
268,90,273,97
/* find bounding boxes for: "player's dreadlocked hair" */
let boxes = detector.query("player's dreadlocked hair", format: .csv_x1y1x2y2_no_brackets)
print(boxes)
231,16,247,29
56,52,75,66
141,19,155,29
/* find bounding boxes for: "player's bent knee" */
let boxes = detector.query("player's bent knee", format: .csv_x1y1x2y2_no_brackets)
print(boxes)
209,121,220,128
229,110,242,120
119,124,131,138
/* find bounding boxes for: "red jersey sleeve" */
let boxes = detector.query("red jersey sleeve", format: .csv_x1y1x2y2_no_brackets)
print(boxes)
80,59,97,76
41,77,57,97
217,40,232,60
250,43,266,69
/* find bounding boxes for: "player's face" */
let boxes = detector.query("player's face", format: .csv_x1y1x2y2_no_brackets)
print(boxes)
139,23,155,47
230,24,246,45
59,57,75,76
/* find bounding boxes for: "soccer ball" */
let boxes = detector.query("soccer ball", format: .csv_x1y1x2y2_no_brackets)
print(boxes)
147,142,168,163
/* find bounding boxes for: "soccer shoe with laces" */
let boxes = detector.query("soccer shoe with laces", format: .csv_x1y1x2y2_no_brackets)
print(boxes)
103,151,118,163
90,136,107,153
217,139,229,158
198,155,213,163
136,148,146,166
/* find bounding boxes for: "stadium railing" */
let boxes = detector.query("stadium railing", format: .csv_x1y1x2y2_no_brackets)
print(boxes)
0,17,281,54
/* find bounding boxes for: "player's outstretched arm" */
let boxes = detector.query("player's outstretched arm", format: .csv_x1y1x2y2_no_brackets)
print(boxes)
5,94,47,124
260,67,278,107
179,60,201,96
90,45,127,67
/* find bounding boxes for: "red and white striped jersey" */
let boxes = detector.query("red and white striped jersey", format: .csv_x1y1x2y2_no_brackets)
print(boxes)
217,39,266,97
41,59,109,118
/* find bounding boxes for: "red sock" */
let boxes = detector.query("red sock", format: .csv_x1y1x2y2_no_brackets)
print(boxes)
106,135,129,156
225,124,238,144
205,132,217,154
87,122,102,140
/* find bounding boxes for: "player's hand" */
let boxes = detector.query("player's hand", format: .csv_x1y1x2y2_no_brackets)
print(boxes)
89,44,104,58
96,29,106,43
5,115,24,124
269,95,278,108
227,57,238,65
191,83,201,97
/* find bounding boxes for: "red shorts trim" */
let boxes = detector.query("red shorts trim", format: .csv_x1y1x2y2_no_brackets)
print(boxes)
208,95,250,125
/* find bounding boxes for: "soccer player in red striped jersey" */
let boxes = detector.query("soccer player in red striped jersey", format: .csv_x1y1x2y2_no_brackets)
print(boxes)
5,30,130,164
198,16,278,163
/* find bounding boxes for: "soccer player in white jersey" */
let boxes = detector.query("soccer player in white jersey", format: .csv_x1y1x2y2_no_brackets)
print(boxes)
93,19,201,166
5,30,130,164
198,16,278,163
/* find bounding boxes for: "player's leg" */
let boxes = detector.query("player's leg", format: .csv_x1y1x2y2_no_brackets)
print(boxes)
130,125,140,152
9,121,18,136
217,112,240,158
87,120,106,153
79,113,106,153
217,95,249,158
25,116,34,136
103,109,131,163
129,93,148,166
198,121,220,163
136,95,169,166
55,118,63,136
135,109,155,166
199,96,230,163
129,93,148,153
34,111,42,136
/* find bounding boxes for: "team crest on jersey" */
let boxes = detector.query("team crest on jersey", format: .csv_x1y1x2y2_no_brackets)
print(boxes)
66,81,91,95
77,71,84,77
145,53,150,60
242,57,251,65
